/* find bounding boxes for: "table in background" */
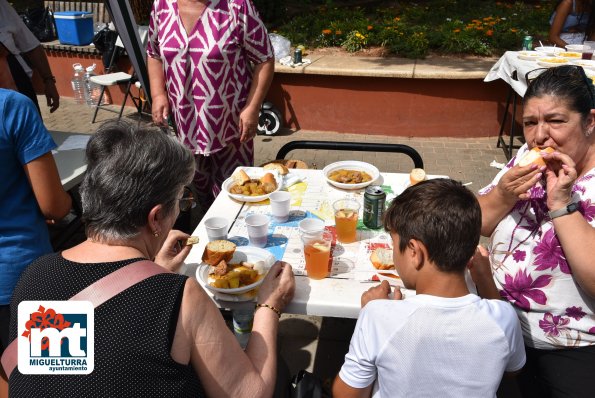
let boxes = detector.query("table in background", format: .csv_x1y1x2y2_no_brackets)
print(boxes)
50,131,90,190
182,168,448,319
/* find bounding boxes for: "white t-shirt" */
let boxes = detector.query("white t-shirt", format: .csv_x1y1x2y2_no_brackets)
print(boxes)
339,294,525,398
0,0,40,77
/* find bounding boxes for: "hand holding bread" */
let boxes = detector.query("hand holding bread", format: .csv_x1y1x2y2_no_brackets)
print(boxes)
257,261,295,313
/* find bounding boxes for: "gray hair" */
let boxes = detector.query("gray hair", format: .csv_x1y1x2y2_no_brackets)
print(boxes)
80,120,195,241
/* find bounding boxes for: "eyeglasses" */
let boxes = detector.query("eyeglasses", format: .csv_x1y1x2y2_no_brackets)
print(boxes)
178,187,196,212
525,65,595,108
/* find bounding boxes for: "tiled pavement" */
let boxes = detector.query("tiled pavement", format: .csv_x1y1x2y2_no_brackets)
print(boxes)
40,98,521,397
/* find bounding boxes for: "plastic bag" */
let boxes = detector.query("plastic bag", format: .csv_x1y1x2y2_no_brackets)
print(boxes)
20,7,56,42
92,27,121,69
269,33,291,60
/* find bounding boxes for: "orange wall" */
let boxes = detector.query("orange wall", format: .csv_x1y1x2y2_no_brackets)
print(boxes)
43,50,515,138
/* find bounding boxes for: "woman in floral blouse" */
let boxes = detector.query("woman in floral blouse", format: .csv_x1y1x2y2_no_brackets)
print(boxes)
471,65,595,397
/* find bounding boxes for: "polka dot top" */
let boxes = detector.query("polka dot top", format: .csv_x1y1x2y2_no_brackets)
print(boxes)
8,253,205,397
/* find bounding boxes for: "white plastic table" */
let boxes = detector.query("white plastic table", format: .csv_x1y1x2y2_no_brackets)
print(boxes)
182,167,448,319
50,131,90,191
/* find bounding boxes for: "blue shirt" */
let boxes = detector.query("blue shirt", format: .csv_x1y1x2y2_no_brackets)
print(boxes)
0,89,55,305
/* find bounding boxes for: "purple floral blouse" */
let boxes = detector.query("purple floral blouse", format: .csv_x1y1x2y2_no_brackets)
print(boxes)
147,0,273,155
479,144,595,349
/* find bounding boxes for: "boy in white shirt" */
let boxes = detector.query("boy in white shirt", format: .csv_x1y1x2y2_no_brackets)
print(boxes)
333,179,525,398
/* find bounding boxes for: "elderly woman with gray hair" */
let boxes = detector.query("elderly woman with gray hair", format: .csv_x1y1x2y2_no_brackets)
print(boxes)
6,121,295,397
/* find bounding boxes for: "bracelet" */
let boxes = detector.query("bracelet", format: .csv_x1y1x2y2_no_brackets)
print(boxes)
255,303,281,318
42,75,56,84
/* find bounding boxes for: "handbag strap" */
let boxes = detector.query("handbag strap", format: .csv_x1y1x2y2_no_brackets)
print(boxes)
1,259,168,379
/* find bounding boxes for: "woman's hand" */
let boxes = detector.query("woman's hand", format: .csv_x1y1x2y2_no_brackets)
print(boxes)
155,229,192,272
496,163,544,202
361,280,401,307
541,150,577,210
257,261,295,312
152,94,170,126
239,105,259,143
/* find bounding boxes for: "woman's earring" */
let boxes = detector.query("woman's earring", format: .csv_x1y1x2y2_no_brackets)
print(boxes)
586,127,594,138
153,231,160,238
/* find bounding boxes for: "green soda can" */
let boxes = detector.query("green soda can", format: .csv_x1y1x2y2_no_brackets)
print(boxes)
522,35,533,51
363,186,386,229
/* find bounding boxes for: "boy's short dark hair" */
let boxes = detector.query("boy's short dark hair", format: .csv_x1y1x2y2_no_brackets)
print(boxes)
383,178,481,273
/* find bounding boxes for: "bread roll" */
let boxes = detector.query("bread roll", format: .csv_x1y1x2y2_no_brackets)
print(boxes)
233,169,251,186
185,236,199,246
264,162,289,175
370,247,395,270
517,147,554,167
202,240,236,266
410,168,426,186
260,172,277,193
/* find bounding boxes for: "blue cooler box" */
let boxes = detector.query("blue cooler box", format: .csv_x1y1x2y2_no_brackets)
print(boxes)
54,11,94,45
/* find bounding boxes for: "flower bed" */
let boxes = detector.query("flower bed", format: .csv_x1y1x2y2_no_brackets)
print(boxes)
264,0,553,59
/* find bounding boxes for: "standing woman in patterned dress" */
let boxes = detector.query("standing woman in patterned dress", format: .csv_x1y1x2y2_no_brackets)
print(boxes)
147,0,274,209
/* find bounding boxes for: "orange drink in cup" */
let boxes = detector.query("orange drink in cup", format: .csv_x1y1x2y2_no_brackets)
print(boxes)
302,231,332,279
333,199,360,243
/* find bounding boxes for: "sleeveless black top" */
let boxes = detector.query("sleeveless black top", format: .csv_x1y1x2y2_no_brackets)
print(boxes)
8,253,205,397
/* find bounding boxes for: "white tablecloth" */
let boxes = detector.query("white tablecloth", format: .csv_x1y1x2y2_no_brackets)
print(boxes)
182,167,452,319
50,131,89,191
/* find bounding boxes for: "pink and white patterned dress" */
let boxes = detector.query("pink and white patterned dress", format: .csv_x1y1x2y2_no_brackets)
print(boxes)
147,0,273,155
479,144,595,350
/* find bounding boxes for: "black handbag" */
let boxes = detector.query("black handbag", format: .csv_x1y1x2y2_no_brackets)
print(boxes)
92,27,121,69
20,6,56,42
288,370,331,398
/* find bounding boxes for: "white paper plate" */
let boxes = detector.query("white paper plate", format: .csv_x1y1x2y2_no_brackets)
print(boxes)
517,51,541,61
571,59,595,70
322,161,380,190
534,46,565,56
557,52,582,59
376,271,404,287
537,57,569,67
196,246,275,295
223,169,282,203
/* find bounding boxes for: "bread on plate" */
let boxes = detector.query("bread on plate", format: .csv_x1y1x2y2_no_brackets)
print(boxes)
370,247,395,270
260,172,277,193
202,240,236,266
263,162,289,175
517,147,554,167
409,168,426,186
232,169,251,186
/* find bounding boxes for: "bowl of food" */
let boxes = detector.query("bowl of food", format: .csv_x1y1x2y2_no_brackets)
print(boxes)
558,51,582,59
196,241,275,295
517,51,541,61
537,57,569,67
571,59,595,70
223,168,283,202
565,44,585,52
534,46,565,56
322,160,380,190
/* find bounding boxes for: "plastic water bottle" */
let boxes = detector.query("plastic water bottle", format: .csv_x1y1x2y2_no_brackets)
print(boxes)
71,63,86,104
84,64,106,106
232,308,254,349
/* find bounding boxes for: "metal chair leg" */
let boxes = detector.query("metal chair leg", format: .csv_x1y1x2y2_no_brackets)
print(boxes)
91,85,107,123
118,79,133,120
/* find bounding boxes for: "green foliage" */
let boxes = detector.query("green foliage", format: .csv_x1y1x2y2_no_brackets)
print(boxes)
274,0,555,58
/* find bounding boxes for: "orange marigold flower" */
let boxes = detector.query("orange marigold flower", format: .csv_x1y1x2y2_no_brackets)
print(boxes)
335,30,342,35
489,21,496,26
510,28,518,33
394,17,400,21
322,29,332,35
486,30,493,36
367,25,373,31
453,29,461,33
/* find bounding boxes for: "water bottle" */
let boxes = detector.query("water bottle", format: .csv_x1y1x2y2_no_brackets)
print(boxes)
232,308,254,349
71,63,86,104
84,64,107,106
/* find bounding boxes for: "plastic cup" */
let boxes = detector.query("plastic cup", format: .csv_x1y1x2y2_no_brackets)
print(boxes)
302,231,332,280
333,199,360,243
269,191,291,222
583,41,595,60
204,217,229,241
298,218,325,239
245,214,270,248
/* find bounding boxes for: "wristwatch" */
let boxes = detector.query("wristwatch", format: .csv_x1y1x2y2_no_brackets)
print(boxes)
548,202,579,219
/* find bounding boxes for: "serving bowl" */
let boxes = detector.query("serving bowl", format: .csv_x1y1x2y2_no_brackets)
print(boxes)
322,161,380,190
222,169,283,202
196,246,275,295
534,46,565,56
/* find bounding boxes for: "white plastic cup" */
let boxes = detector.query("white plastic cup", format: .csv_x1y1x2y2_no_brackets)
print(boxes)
269,191,291,222
245,214,270,247
204,217,229,241
298,218,325,240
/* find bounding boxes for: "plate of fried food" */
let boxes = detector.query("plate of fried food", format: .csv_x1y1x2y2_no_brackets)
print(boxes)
223,168,283,202
322,160,380,190
516,51,541,61
537,57,569,67
196,240,275,295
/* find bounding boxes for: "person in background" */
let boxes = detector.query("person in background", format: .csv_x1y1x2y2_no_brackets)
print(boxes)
333,179,525,398
472,65,595,397
0,88,71,393
0,0,59,113
6,120,295,397
147,0,275,210
549,0,592,47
